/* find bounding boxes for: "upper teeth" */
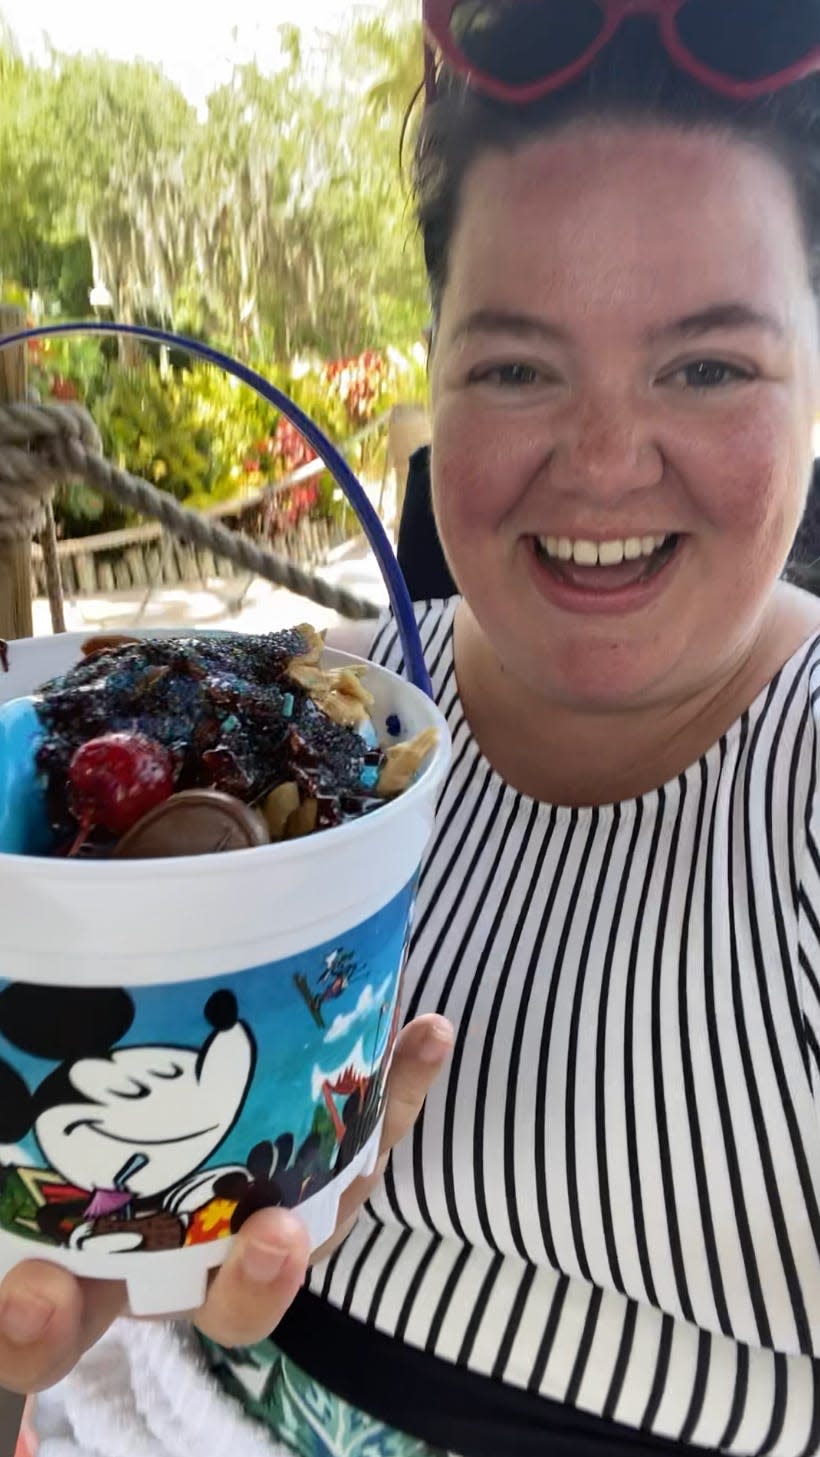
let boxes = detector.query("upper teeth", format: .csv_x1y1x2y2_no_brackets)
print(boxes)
537,535,669,566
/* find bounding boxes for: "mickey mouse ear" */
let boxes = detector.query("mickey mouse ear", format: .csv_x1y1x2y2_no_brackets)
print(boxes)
0,1059,34,1143
247,1140,274,1181
0,984,134,1062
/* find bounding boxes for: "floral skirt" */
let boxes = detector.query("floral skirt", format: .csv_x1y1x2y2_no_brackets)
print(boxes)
198,1334,452,1457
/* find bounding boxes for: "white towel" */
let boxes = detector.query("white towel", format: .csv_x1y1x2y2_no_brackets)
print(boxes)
33,1318,292,1457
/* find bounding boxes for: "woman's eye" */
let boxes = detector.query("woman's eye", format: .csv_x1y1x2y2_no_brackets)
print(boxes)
668,360,753,389
471,362,542,387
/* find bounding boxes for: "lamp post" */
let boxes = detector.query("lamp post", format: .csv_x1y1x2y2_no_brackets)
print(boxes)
0,305,31,641
89,281,114,313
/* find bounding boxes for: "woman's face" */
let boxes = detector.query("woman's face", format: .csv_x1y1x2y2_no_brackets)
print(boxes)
430,124,820,711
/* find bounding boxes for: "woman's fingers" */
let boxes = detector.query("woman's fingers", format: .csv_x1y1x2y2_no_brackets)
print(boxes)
0,1262,126,1394
193,1207,310,1348
378,1014,453,1155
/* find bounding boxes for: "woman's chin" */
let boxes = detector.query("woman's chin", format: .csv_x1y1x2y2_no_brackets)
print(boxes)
500,618,694,715
458,549,716,713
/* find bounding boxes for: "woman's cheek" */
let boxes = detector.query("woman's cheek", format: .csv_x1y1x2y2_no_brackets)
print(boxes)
433,409,539,528
432,457,476,563
679,409,798,536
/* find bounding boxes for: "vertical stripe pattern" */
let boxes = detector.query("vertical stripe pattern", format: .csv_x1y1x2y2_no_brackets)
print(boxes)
308,600,820,1456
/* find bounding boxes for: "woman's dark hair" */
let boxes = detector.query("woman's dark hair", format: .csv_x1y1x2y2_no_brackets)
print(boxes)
411,14,820,577
413,16,820,324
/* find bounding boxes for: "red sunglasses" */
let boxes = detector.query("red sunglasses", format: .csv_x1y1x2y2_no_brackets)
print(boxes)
422,0,820,105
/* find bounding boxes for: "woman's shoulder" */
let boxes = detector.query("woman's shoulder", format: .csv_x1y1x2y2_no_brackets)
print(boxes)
325,598,459,670
756,593,820,836
770,584,820,712
778,579,820,638
365,597,459,675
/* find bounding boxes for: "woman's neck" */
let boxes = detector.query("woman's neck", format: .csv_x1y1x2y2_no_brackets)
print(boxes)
452,588,820,808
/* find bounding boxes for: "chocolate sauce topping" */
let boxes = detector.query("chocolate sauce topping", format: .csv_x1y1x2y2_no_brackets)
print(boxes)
34,631,378,852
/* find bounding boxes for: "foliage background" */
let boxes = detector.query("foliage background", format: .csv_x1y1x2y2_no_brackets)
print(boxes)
0,9,430,537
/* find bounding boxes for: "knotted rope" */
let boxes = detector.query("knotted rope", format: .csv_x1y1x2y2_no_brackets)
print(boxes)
0,401,381,627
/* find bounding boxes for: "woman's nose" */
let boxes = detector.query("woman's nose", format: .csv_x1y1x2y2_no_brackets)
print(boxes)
548,393,663,501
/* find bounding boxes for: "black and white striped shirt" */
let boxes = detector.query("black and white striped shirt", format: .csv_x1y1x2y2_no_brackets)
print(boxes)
307,598,820,1456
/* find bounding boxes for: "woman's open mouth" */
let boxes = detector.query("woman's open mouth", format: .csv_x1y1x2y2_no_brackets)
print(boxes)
528,532,683,613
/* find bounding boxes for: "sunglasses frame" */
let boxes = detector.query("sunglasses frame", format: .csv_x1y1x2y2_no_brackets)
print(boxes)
423,0,820,104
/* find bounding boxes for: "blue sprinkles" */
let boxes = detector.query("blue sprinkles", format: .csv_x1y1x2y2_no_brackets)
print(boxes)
386,713,402,737
282,692,295,719
360,764,380,790
221,714,240,733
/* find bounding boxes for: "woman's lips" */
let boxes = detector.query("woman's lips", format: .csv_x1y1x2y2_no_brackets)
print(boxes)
526,533,684,615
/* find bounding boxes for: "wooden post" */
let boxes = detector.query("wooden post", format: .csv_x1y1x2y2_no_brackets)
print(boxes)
0,305,32,639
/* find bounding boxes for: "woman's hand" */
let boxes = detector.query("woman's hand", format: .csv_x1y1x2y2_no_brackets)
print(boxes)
0,1013,453,1393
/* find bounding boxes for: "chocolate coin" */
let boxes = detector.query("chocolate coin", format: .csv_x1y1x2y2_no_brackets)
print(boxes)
113,789,270,859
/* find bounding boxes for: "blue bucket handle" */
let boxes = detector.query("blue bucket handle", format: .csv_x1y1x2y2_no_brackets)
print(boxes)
0,321,432,696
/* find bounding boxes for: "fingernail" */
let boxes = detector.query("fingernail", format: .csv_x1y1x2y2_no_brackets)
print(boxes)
420,1017,453,1062
241,1240,289,1285
0,1292,55,1346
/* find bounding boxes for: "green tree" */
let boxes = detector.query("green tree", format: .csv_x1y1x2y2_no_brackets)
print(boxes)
188,47,331,355
0,24,61,297
0,11,430,359
323,15,429,350
36,54,196,327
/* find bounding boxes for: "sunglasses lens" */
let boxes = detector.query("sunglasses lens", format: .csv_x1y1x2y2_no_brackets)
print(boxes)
447,0,604,87
677,0,820,82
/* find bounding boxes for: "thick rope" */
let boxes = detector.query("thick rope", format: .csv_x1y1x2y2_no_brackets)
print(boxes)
0,402,381,621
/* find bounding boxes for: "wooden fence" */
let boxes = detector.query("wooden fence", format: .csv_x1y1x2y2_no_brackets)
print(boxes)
29,411,403,602
31,476,355,599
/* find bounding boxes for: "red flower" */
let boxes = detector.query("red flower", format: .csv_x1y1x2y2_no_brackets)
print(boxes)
50,376,79,401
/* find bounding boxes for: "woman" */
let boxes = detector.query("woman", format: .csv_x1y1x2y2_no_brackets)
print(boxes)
10,4,820,1454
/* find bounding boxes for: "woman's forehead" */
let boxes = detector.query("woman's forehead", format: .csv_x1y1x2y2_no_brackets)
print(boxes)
445,123,810,329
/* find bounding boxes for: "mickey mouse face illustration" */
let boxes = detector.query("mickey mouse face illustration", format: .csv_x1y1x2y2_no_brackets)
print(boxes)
0,985,256,1199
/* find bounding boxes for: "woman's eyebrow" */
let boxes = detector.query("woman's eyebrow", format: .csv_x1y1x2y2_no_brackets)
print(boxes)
452,309,568,344
451,303,785,346
647,302,785,341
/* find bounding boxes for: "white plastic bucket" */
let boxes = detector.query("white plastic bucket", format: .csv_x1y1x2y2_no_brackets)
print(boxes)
0,631,450,1314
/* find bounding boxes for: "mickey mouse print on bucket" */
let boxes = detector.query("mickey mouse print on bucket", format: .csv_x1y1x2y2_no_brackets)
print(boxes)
0,882,412,1266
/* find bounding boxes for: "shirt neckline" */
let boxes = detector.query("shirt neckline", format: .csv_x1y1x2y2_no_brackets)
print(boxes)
432,599,820,820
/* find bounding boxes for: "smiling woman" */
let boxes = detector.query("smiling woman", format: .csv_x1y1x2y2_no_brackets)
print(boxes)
428,123,820,780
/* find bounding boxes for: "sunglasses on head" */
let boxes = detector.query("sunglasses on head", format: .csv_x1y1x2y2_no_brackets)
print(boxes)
422,0,820,105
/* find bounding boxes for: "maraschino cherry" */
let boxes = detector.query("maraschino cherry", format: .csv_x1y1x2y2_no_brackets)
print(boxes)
67,732,174,855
